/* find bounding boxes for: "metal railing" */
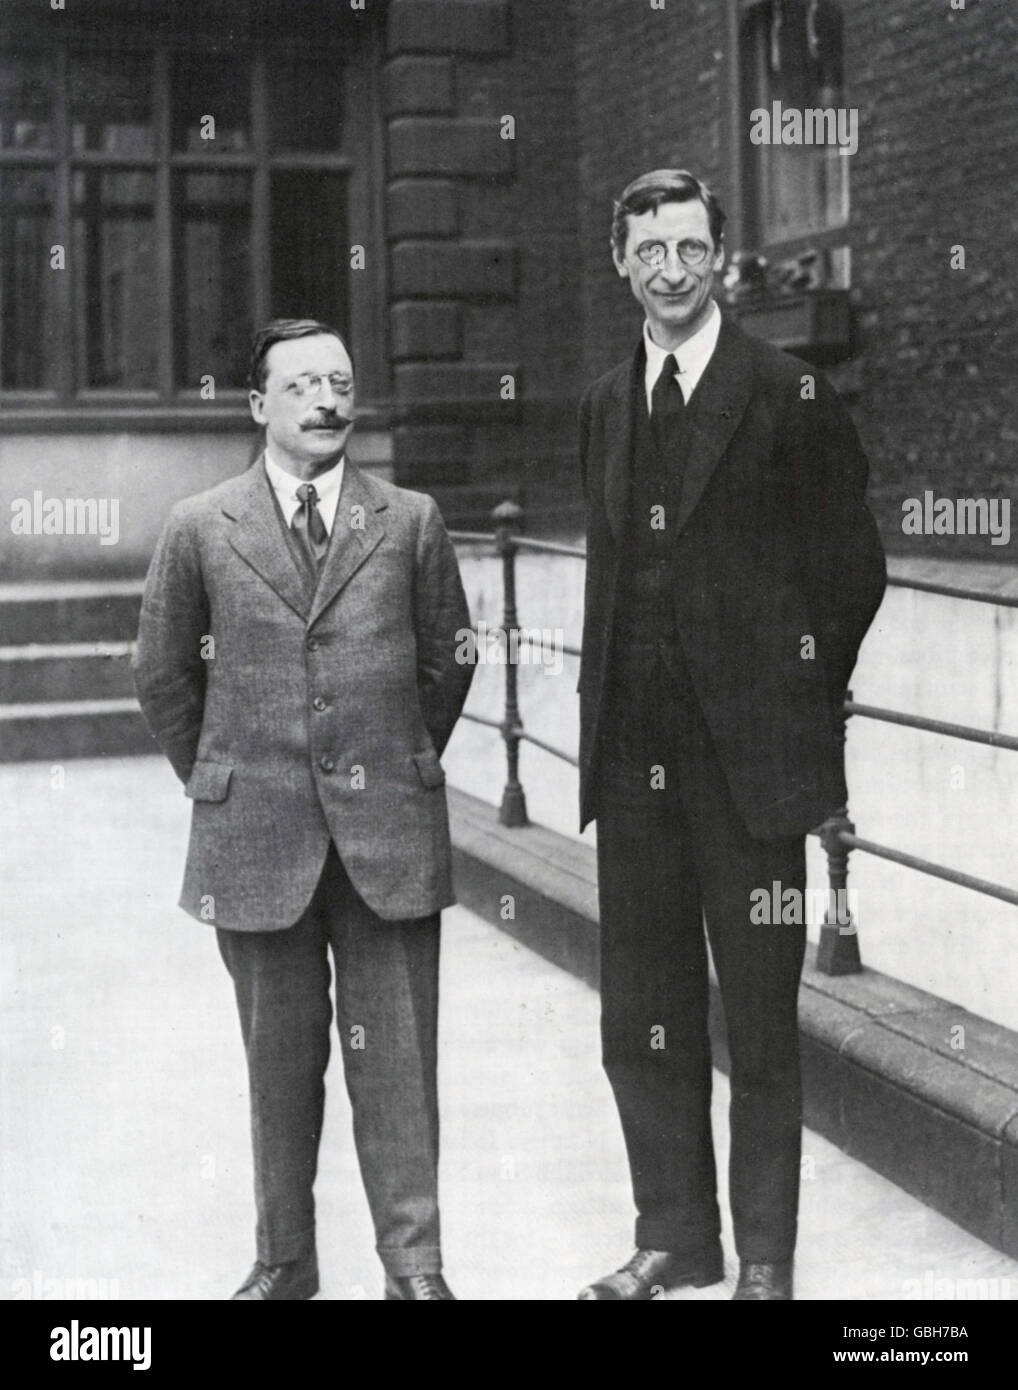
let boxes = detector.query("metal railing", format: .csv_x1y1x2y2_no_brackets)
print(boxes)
450,502,1018,975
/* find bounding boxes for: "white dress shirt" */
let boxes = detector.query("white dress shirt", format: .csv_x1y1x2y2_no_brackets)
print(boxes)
264,450,345,535
643,299,722,413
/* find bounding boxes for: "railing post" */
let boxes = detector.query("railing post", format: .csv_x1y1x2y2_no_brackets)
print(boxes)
816,810,861,974
493,500,528,827
816,689,861,974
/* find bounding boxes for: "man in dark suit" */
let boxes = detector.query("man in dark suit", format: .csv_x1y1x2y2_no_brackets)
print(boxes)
576,171,885,1300
132,319,474,1300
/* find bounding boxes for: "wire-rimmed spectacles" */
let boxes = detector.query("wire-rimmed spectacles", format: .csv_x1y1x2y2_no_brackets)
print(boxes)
634,238,712,269
283,373,354,400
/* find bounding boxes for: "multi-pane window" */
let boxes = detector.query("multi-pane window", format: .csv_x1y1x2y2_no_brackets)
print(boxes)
739,0,850,285
0,20,380,407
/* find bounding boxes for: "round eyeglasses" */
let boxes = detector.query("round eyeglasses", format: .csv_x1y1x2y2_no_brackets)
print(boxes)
635,238,712,269
283,372,354,400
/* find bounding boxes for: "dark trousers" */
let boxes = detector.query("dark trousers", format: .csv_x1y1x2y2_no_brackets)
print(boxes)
216,844,442,1277
596,647,806,1262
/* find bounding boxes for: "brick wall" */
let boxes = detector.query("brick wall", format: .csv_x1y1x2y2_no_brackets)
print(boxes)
573,0,728,382
381,0,1014,551
845,0,1017,554
567,0,1017,556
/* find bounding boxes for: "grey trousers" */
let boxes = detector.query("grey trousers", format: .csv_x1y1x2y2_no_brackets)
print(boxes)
216,843,442,1276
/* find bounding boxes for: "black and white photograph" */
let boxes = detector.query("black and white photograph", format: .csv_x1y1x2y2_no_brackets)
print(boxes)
1,0,1015,1359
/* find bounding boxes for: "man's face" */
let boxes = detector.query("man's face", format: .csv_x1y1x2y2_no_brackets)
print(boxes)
249,333,355,475
613,198,723,349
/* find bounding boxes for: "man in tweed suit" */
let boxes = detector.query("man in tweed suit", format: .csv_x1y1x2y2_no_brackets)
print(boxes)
133,319,474,1301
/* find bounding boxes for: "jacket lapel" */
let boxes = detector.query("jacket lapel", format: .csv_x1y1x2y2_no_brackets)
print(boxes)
672,317,757,534
223,460,310,620
602,347,642,545
307,462,387,629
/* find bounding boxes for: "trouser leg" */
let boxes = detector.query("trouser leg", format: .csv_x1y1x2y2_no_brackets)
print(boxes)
322,848,443,1277
596,643,808,1261
694,826,806,1262
670,675,808,1262
216,890,332,1265
596,655,721,1255
598,801,721,1255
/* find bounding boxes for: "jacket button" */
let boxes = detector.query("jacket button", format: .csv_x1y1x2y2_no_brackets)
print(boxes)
307,637,319,651
319,756,335,773
313,696,327,712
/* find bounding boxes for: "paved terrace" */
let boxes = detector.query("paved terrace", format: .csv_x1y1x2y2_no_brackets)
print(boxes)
3,756,1017,1301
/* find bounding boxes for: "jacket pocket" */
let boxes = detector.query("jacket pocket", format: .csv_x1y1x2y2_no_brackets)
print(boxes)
412,747,446,790
185,760,233,802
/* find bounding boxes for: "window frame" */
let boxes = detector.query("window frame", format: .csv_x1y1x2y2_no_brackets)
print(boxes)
0,20,388,430
727,0,851,270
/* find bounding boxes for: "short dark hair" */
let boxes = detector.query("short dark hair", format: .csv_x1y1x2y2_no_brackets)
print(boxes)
248,318,352,392
611,169,727,258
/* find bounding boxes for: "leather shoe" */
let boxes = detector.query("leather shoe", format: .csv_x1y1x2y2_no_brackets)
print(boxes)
578,1245,724,1300
733,1259,793,1300
385,1272,455,1300
231,1252,318,1301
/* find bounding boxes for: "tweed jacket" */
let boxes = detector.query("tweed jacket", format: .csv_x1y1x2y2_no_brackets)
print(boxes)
132,458,473,929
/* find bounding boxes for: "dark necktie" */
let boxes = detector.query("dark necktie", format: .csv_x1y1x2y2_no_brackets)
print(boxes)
651,352,685,445
293,482,329,572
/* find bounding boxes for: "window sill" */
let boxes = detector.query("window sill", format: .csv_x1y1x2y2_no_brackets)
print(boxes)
0,402,394,434
731,289,852,363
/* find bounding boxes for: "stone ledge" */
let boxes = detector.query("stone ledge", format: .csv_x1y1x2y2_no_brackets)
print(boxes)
448,786,1018,1259
0,699,154,762
0,583,145,645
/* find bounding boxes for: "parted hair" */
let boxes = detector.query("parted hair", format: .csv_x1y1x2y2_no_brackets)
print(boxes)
248,318,352,392
611,169,727,257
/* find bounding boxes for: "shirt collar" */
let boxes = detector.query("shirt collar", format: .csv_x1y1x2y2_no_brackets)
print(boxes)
643,298,721,378
263,449,345,504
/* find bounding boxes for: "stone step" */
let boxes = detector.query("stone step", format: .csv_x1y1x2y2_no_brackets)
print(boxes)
0,580,144,646
0,642,136,703
0,699,154,762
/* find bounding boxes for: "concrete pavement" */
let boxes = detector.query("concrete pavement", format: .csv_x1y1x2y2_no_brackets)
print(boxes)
2,755,1017,1300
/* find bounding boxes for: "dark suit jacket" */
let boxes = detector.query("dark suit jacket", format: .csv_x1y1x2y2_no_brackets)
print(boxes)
578,316,886,839
132,459,473,929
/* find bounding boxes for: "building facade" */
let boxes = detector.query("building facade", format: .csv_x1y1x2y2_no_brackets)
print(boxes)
1,0,1014,583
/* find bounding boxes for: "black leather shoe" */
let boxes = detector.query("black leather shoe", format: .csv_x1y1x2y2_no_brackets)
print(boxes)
578,1246,724,1300
231,1253,319,1301
733,1260,793,1300
384,1272,456,1301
